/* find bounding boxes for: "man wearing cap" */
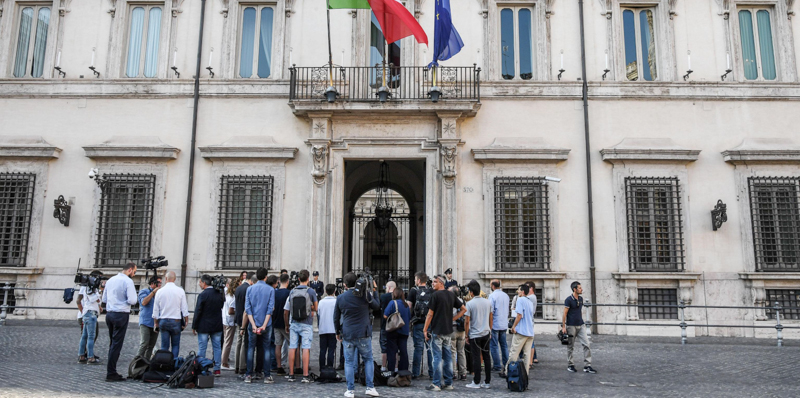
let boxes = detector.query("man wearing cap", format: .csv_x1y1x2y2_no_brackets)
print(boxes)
444,269,458,290
310,271,324,298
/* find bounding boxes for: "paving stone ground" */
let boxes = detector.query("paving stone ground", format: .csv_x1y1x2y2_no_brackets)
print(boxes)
0,319,797,397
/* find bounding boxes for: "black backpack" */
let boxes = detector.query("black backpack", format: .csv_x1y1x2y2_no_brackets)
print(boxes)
411,287,433,323
357,361,388,387
128,355,150,380
142,370,169,383
150,350,175,373
315,368,343,383
166,352,208,389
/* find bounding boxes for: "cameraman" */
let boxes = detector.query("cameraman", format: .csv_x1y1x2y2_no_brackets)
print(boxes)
137,275,161,360
334,272,381,398
193,274,225,376
408,271,433,379
562,281,595,374
77,274,102,365
76,270,103,364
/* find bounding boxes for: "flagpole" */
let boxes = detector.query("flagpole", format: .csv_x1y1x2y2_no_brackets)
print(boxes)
382,7,387,88
326,0,334,86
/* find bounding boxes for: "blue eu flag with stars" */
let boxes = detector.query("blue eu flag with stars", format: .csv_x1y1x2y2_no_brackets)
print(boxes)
428,0,464,68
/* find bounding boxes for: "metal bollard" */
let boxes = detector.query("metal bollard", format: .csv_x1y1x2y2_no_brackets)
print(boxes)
679,300,687,345
0,283,9,326
774,302,783,348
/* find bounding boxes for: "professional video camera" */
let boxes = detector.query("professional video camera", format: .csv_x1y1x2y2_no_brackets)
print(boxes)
557,329,571,345
289,271,300,289
141,256,168,270
74,272,108,294
353,269,375,299
335,277,345,296
211,274,228,292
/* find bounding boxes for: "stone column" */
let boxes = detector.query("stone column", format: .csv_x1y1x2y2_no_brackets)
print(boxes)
678,280,695,321
438,112,461,277
623,280,639,321
307,113,332,282
543,280,559,320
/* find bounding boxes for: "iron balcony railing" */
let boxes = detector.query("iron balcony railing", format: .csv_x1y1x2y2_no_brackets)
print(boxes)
289,64,481,102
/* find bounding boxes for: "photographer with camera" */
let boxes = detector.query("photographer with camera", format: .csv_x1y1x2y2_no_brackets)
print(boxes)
422,275,467,391
234,272,255,376
192,274,226,376
101,262,138,382
136,275,161,360
448,286,468,381
334,272,381,398
76,270,104,364
562,281,595,374
77,272,103,365
152,271,189,358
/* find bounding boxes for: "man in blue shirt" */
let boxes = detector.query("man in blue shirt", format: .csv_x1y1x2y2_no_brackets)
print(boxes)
488,279,509,373
101,262,138,382
244,267,276,384
137,275,161,360
562,281,595,374
334,272,381,398
506,284,535,373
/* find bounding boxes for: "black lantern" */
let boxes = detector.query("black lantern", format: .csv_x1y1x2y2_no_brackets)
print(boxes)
428,86,442,103
53,195,71,227
376,86,392,103
711,200,727,231
373,161,393,249
324,86,339,103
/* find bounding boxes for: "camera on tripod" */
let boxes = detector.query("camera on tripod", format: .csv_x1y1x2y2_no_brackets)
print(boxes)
141,256,168,270
335,277,345,296
74,272,108,294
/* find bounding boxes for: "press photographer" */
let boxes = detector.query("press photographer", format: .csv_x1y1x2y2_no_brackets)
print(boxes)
77,270,104,365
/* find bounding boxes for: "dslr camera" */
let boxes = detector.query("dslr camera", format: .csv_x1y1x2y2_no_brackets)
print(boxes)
141,256,168,270
335,277,345,296
557,329,571,345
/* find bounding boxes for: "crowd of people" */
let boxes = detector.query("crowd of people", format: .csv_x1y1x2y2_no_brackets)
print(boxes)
78,262,596,395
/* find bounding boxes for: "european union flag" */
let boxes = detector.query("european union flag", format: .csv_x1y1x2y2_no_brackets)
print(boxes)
428,0,464,68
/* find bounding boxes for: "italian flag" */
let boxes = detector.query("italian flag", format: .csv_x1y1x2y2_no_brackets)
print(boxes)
328,0,428,45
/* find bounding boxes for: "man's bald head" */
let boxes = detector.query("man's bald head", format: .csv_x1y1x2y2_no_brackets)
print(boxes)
386,281,396,292
165,271,176,282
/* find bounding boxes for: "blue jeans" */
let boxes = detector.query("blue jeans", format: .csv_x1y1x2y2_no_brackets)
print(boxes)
78,311,98,358
431,333,454,388
289,323,313,349
159,319,182,358
490,329,509,371
197,331,223,371
344,337,374,390
246,325,272,377
412,323,432,377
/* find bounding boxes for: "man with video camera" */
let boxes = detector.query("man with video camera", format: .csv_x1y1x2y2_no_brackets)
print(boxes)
136,275,162,360
193,274,225,376
334,271,381,398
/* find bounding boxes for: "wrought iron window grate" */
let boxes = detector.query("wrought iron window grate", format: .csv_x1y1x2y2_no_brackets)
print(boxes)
503,287,543,319
494,177,550,271
765,289,800,320
216,176,274,269
95,174,155,267
0,174,35,267
637,288,678,320
2,283,17,311
625,177,685,271
748,177,800,272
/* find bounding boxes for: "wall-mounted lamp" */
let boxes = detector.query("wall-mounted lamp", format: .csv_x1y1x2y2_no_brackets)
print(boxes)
53,195,71,227
54,66,66,78
88,66,100,78
721,69,733,81
171,66,180,78
325,86,340,103
206,66,215,78
427,86,442,103
711,199,727,231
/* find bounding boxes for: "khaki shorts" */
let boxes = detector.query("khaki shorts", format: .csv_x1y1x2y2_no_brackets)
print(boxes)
274,327,289,348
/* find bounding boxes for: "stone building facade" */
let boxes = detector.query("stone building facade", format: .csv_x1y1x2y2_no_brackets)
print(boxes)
0,0,799,338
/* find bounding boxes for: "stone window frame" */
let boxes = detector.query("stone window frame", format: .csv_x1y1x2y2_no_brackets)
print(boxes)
483,0,553,81
718,0,797,83
106,0,182,79
601,0,678,82
0,0,70,79
215,175,276,269
350,1,421,71
219,0,289,80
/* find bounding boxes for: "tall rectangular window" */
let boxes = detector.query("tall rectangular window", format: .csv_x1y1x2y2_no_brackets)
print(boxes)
500,6,534,80
622,7,657,81
494,177,550,271
625,177,685,271
95,174,155,267
748,177,800,271
637,288,678,320
13,5,50,78
0,174,35,267
239,5,274,78
125,5,163,78
370,11,401,87
738,8,777,81
765,289,800,320
216,176,274,269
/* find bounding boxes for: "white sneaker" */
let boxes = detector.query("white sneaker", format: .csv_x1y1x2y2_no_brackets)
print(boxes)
221,365,234,371
366,387,380,397
480,382,491,389
344,390,355,398
465,382,481,389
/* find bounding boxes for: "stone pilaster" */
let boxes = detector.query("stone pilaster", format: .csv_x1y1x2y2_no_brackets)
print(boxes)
623,279,639,321
437,112,462,276
307,113,332,280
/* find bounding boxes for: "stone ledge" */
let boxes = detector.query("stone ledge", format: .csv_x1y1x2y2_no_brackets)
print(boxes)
601,138,701,162
478,271,567,280
289,100,481,118
613,272,702,281
472,137,571,163
0,268,44,276
199,136,297,160
0,136,61,159
83,136,180,160
738,272,800,281
722,138,800,164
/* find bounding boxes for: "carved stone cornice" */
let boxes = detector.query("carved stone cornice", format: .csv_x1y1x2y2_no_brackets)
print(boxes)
198,136,297,160
108,0,117,17
0,136,61,159
601,138,701,163
220,0,229,17
722,138,800,164
472,137,570,163
83,136,180,160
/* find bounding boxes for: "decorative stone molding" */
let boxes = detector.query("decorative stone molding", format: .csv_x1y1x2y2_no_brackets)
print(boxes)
290,101,480,118
716,0,730,19
108,0,117,17
478,272,566,320
613,272,701,321
0,136,61,159
601,138,701,163
722,138,800,164
83,136,180,160
440,145,457,186
472,137,570,163
59,0,73,16
198,136,297,160
739,273,800,321
311,145,329,185
0,268,44,318
668,0,678,19
219,0,229,17
787,0,795,19
545,0,556,18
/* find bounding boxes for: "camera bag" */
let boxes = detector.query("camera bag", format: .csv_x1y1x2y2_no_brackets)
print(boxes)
150,350,175,373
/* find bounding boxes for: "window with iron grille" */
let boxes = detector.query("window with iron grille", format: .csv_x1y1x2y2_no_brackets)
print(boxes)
216,176,274,269
94,174,155,267
748,177,800,271
1,283,16,312
0,174,35,267
625,177,685,271
503,287,543,319
765,289,800,320
637,288,678,320
494,177,550,271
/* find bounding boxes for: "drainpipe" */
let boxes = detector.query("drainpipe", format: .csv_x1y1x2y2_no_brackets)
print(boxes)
578,0,598,332
180,0,207,287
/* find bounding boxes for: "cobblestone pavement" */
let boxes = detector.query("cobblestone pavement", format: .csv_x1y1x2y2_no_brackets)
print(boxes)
0,320,797,397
